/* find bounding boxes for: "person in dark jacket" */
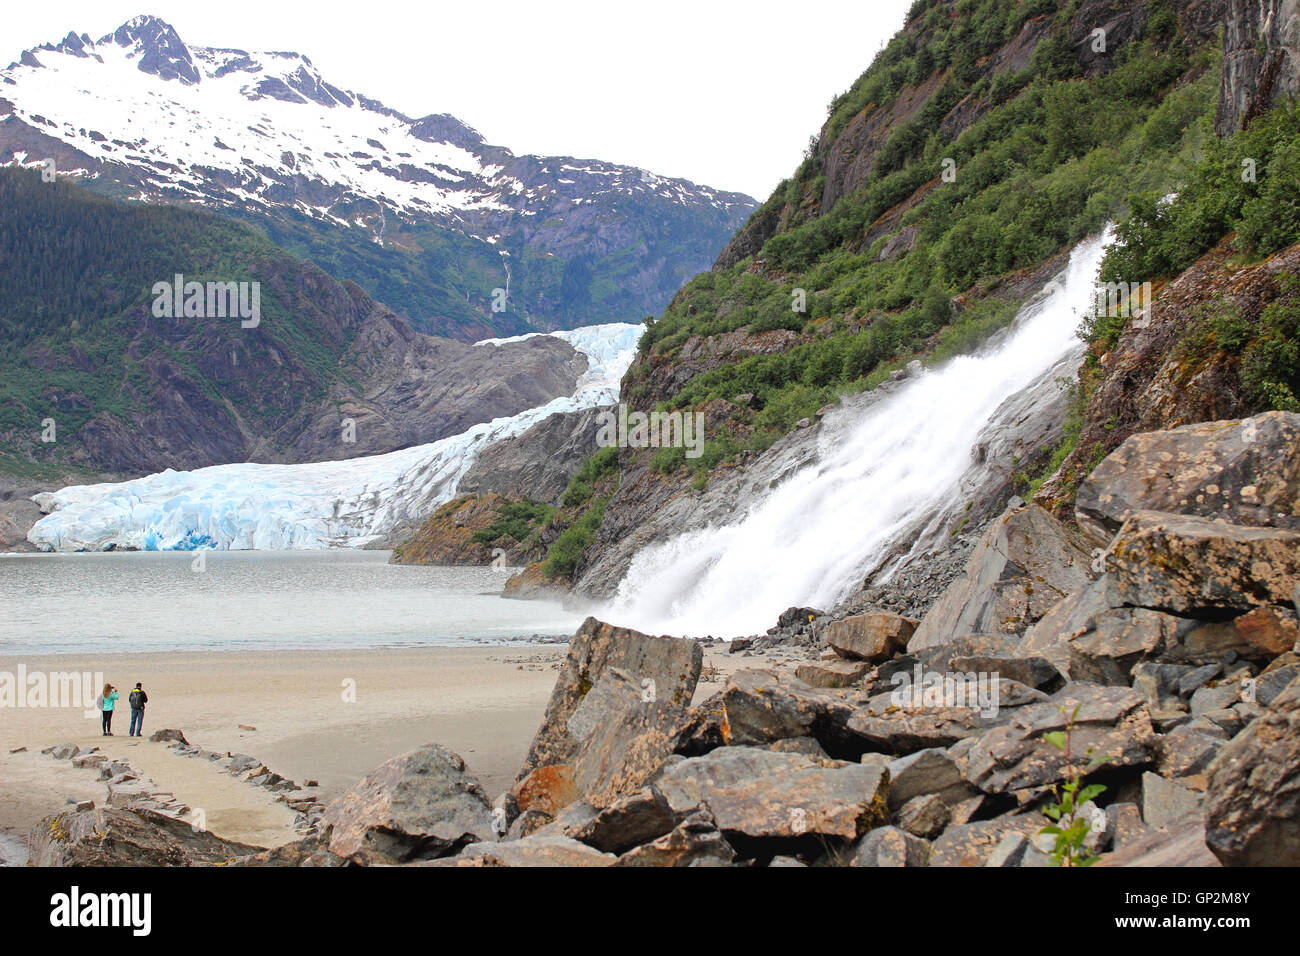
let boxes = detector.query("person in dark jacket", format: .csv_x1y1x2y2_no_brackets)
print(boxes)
127,683,148,737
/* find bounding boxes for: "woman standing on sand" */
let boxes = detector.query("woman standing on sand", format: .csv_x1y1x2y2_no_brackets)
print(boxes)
99,683,119,736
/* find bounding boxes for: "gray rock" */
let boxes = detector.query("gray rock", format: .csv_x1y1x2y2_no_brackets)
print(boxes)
570,787,680,854
895,793,949,839
947,654,1064,691
1103,802,1149,851
1096,816,1220,867
846,826,930,867
324,744,493,863
910,504,1092,651
614,808,735,867
148,729,188,745
1205,674,1300,865
1156,727,1224,779
886,748,977,809
1142,772,1203,829
1255,661,1300,706
986,832,1050,867
1075,411,1300,545
962,684,1157,794
1190,683,1241,715
654,746,889,843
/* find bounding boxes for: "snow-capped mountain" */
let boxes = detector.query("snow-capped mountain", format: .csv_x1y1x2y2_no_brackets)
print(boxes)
0,16,755,337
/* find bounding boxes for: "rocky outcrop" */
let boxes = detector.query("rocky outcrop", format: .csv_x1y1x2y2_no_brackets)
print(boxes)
459,406,609,506
1040,243,1300,513
1217,0,1300,136
390,492,534,566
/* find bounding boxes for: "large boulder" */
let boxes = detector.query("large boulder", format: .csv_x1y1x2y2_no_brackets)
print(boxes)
517,617,702,779
1204,674,1300,865
324,744,493,863
1076,412,1300,547
29,806,262,866
566,669,689,808
826,612,917,662
1107,511,1300,613
910,504,1092,651
653,747,889,847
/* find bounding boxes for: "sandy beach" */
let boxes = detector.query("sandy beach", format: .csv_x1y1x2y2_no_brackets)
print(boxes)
0,642,782,861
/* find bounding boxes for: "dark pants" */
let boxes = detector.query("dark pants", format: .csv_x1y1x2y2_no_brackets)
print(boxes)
129,708,144,737
102,709,113,734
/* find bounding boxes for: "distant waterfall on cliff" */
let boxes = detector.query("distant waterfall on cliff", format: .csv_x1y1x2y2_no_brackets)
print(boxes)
604,230,1113,637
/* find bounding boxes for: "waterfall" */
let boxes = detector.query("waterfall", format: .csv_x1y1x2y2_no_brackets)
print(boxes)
601,230,1112,637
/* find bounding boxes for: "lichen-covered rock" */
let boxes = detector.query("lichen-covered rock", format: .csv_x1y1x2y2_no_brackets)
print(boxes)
614,809,735,867
1107,511,1300,613
1075,412,1300,547
961,685,1157,794
721,669,863,757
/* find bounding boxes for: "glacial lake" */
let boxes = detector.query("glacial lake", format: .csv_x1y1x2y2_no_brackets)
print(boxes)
0,551,586,655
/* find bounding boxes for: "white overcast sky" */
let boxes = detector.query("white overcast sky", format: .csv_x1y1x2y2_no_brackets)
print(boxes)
5,1,912,200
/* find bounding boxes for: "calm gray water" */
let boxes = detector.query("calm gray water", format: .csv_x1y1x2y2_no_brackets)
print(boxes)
0,551,585,654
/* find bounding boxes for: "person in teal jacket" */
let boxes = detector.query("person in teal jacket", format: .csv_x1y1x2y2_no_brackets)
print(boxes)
100,684,119,736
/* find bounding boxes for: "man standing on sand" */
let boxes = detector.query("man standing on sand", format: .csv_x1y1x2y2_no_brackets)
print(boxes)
128,683,148,737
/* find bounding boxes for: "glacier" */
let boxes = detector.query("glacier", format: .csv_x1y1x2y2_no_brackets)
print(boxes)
27,323,642,553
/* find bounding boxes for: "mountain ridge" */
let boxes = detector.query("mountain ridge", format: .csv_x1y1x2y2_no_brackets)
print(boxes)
1,15,756,339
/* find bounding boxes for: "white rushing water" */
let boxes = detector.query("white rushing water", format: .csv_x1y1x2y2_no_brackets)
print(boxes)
27,323,641,552
603,231,1112,637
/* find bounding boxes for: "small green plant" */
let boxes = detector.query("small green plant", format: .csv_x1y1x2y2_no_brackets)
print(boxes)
1039,704,1109,867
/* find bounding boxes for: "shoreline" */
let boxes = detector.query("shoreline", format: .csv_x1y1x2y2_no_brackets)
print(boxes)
0,642,777,862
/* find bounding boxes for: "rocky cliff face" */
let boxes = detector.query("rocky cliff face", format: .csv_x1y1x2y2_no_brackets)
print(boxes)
1216,0,1300,135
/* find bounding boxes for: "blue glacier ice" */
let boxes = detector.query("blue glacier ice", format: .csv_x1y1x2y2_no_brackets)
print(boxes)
27,323,642,552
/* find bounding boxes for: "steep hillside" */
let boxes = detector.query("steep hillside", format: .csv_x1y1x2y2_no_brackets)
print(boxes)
0,166,590,477
527,0,1232,598
0,16,755,339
